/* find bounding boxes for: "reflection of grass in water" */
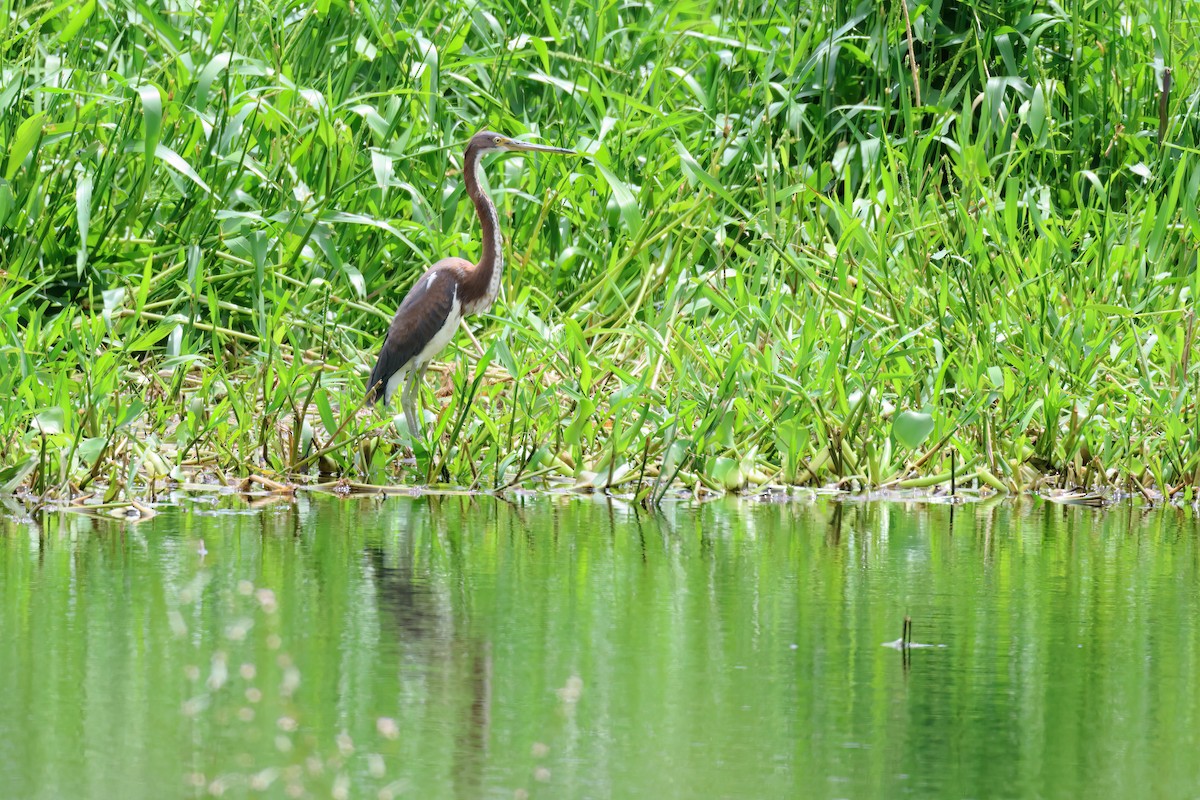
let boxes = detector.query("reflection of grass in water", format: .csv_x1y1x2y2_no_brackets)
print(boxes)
3,0,1199,503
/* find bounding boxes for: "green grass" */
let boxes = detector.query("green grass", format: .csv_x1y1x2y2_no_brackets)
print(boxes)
2,0,1200,503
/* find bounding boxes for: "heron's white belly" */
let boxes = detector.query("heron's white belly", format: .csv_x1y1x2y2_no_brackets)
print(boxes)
417,296,462,365
382,295,462,403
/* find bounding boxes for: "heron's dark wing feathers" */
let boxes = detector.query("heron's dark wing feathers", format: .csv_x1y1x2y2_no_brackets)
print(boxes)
367,265,459,405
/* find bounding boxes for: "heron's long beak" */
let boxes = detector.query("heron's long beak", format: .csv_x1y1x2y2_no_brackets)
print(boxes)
503,140,576,155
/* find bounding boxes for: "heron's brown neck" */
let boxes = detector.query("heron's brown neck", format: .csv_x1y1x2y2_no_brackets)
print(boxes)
462,143,503,310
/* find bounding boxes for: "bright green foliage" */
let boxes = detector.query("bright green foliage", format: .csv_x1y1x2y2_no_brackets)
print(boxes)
1,0,1199,497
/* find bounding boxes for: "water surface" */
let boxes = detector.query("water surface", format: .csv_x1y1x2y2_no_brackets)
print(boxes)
2,496,1198,798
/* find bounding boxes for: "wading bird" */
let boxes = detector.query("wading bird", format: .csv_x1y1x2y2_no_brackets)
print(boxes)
366,131,574,434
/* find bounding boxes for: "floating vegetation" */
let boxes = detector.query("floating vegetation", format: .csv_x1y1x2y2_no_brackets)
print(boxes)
2,0,1200,505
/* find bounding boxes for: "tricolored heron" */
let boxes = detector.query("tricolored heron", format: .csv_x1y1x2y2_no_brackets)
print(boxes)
366,131,574,434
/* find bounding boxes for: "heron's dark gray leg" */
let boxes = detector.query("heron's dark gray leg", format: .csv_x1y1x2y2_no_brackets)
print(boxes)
401,369,421,436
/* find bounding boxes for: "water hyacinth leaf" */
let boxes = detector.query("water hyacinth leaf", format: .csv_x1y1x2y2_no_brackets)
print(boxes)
565,397,595,446
5,112,45,181
76,437,109,465
594,161,641,236
709,456,744,490
893,411,935,450
0,457,36,494
775,419,810,479
316,390,338,437
300,419,315,458
116,399,146,430
33,407,66,436
662,438,690,476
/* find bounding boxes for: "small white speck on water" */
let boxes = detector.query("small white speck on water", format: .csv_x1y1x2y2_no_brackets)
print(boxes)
237,580,254,596
376,717,399,739
167,610,187,638
305,756,323,776
556,674,583,704
534,767,551,783
336,731,354,756
277,716,298,732
249,768,278,791
531,742,549,758
178,700,205,719
207,778,226,796
281,665,301,697
206,652,228,690
240,663,256,681
266,634,282,650
790,643,799,650
367,753,385,778
224,618,253,642
275,735,293,753
255,589,277,613
197,540,208,557
332,773,350,800
245,687,262,704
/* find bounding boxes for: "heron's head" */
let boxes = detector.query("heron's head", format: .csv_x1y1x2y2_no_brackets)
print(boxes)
469,130,575,155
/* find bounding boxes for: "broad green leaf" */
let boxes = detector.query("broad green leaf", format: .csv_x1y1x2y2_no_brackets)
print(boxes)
594,161,642,236
57,0,94,42
128,323,176,351
196,52,234,108
116,399,146,430
76,436,108,465
564,397,595,446
0,457,36,494
316,390,338,437
371,150,393,196
893,411,935,450
5,112,45,181
0,179,14,225
154,144,213,194
662,438,691,476
492,338,520,379
134,83,163,178
33,407,66,436
709,456,744,490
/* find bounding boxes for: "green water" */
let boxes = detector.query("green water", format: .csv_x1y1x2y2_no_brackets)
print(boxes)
2,496,1199,799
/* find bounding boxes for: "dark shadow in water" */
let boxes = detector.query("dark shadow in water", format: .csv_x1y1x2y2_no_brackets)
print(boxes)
364,497,492,800
827,502,844,546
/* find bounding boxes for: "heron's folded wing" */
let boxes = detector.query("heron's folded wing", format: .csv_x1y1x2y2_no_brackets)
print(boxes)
367,269,458,404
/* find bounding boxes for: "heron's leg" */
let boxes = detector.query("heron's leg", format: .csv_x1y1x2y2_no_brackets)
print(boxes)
401,368,421,437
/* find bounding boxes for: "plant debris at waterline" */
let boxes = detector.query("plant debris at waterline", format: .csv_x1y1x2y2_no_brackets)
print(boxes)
3,0,1199,505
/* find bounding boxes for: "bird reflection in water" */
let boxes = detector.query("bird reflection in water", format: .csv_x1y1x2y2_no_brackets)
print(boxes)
363,499,491,800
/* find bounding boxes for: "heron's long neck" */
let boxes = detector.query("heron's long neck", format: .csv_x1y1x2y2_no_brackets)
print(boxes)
463,145,503,310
